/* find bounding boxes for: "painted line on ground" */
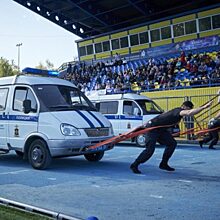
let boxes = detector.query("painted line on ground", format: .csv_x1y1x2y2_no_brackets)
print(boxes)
177,179,192,183
150,195,163,199
0,170,29,175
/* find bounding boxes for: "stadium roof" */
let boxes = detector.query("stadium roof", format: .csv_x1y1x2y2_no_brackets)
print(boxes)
13,0,220,39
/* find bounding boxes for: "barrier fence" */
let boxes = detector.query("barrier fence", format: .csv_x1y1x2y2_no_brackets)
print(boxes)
149,93,219,141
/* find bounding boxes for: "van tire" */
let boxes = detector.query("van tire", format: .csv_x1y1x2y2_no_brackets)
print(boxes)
84,151,104,162
136,134,146,147
28,139,52,170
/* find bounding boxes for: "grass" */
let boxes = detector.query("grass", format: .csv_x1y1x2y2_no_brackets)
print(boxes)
0,204,53,220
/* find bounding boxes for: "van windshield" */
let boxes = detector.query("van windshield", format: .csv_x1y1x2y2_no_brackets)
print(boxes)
33,85,96,112
136,100,164,115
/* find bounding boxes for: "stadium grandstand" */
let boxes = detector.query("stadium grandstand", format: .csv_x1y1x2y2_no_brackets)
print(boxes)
13,0,220,140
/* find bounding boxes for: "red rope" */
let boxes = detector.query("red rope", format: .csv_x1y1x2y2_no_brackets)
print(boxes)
86,124,220,151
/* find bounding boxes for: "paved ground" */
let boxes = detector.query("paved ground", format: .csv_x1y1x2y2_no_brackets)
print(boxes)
0,144,220,220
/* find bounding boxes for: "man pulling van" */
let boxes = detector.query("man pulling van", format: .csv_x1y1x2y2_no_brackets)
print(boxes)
88,90,164,146
0,68,114,169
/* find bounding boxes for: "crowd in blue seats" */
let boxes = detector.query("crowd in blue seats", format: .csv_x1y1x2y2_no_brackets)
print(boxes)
62,50,220,93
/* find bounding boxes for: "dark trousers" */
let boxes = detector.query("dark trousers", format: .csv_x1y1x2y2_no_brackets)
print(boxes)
202,130,219,148
135,129,177,165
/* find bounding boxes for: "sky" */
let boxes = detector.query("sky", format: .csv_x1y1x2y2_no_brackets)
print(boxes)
0,0,81,70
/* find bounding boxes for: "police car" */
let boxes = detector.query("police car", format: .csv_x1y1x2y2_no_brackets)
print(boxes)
88,90,164,146
0,68,114,169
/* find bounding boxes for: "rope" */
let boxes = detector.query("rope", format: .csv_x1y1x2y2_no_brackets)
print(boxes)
86,124,220,151
87,97,219,151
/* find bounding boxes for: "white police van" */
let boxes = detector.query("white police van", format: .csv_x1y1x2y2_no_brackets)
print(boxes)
88,90,164,146
0,68,114,169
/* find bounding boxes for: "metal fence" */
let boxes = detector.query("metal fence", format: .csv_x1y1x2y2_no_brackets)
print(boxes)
151,94,219,140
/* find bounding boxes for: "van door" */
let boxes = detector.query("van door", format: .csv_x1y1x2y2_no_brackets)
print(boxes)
121,100,142,133
95,101,120,135
0,88,9,150
8,86,38,150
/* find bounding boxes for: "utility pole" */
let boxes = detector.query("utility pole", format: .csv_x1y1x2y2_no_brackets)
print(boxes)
16,43,22,72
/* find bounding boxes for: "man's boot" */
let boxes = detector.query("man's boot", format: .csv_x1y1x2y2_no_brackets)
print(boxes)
159,162,175,171
130,162,141,174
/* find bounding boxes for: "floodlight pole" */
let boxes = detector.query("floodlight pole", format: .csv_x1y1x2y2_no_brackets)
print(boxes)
16,43,22,72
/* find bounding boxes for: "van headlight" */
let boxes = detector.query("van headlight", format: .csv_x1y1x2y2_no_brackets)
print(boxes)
60,123,81,136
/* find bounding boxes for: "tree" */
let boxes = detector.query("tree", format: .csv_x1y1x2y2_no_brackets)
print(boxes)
35,59,55,70
0,57,18,77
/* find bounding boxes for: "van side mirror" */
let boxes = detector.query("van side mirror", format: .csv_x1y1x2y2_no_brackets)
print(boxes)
23,99,32,114
133,107,140,116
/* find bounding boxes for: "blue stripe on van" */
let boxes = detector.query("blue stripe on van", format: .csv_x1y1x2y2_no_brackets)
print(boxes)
0,115,38,122
88,111,104,127
76,110,95,128
105,115,143,120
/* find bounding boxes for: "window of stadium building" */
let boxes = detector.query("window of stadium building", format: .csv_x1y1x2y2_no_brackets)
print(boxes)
212,14,220,29
161,26,171,40
150,29,160,42
103,41,110,51
120,36,129,48
185,20,197,35
139,32,149,44
130,34,139,46
95,43,102,53
112,39,120,50
173,23,184,37
86,45,94,55
199,17,211,32
79,46,86,56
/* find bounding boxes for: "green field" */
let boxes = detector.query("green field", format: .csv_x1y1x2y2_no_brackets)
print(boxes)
0,204,52,220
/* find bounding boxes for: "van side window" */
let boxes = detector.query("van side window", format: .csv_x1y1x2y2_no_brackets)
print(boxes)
13,87,37,112
0,88,8,111
96,101,118,114
123,101,140,115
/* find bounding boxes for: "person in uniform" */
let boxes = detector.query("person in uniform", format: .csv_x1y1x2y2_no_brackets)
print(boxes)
199,111,220,149
130,100,213,174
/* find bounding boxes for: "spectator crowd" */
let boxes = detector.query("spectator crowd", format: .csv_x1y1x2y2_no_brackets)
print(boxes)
62,50,220,93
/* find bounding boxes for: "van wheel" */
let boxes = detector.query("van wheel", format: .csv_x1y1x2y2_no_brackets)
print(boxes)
84,151,104,162
28,139,52,170
15,150,24,157
136,134,146,147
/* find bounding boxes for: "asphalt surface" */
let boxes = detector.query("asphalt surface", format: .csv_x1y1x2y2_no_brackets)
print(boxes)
0,144,220,220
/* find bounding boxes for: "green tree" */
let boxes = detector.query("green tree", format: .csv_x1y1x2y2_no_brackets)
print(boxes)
35,59,55,70
0,57,18,77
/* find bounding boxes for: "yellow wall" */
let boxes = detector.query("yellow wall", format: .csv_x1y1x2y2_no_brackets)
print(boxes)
95,52,111,59
141,87,220,130
94,36,109,43
112,48,129,55
80,54,94,61
174,34,197,43
111,31,128,39
77,6,220,62
149,20,170,29
200,29,220,38
151,39,172,47
142,87,219,107
78,39,93,47
198,8,220,17
172,14,196,24
131,44,149,53
129,26,148,34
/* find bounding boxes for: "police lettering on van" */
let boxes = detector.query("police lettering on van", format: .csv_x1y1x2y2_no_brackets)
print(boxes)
87,90,164,146
0,68,114,169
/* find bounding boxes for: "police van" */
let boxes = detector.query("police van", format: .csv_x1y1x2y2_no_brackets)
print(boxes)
0,68,114,169
88,90,164,146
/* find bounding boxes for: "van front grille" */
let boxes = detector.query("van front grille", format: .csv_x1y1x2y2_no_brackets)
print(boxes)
84,128,109,137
